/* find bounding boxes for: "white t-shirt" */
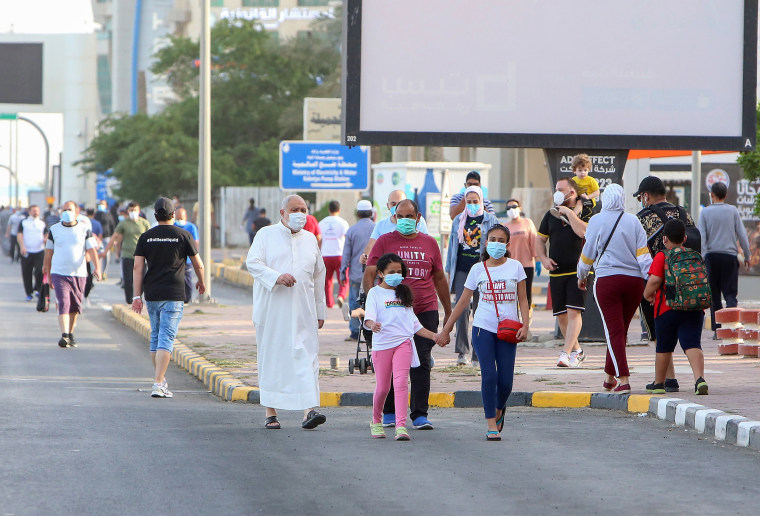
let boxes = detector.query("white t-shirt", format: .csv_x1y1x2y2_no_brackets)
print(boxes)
20,217,47,253
319,215,350,257
464,259,527,334
46,222,97,277
363,285,423,351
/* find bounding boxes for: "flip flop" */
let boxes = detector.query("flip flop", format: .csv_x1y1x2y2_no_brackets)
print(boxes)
486,431,501,441
496,407,506,433
265,415,281,429
302,410,327,429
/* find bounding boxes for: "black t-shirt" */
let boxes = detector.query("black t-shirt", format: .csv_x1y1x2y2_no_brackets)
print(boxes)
456,215,484,272
134,225,198,301
252,216,271,233
537,200,594,276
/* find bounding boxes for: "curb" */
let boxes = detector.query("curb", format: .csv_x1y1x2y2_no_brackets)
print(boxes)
648,397,760,451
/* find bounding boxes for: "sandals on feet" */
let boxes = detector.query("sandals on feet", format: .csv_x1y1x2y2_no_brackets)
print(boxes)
496,407,506,433
486,430,501,441
302,410,327,429
265,415,281,429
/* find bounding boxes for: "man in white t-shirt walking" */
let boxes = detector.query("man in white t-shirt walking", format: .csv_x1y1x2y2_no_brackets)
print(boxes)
319,201,350,308
17,205,47,301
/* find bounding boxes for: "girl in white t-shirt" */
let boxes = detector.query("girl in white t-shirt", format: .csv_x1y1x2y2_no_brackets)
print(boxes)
439,225,530,441
364,253,439,441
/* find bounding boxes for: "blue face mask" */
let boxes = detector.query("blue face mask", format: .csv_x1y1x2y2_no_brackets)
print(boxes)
97,204,106,212
466,203,481,217
389,205,397,216
487,241,507,259
383,273,403,287
60,210,75,223
396,217,417,235
176,220,186,226
118,215,125,222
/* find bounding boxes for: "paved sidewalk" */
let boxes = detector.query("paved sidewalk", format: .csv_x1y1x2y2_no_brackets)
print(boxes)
119,262,760,422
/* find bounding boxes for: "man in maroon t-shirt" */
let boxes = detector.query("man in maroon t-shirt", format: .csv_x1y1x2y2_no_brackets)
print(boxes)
363,199,452,430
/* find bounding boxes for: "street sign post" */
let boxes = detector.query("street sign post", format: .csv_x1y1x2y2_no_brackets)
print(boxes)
279,141,369,191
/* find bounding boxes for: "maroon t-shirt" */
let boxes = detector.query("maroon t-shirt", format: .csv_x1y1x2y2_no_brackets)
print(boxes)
368,231,443,314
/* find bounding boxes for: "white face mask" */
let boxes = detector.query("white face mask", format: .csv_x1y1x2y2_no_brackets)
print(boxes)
553,191,567,206
286,212,307,232
128,211,139,221
507,207,520,219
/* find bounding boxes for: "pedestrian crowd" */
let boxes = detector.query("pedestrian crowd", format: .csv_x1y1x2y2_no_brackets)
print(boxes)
3,158,750,441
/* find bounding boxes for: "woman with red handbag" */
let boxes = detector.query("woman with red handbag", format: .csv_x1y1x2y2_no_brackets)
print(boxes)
438,225,530,441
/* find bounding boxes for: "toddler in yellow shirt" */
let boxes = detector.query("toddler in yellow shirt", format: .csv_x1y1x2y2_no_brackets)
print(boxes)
571,154,600,203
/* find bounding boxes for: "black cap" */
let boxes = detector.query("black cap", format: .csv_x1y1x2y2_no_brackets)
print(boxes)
154,197,174,216
632,176,665,197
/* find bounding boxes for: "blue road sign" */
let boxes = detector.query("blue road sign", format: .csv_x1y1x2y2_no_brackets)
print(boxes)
279,141,369,191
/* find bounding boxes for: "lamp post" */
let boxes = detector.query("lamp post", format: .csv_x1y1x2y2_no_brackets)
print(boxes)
1,114,50,202
197,0,213,302
0,164,17,206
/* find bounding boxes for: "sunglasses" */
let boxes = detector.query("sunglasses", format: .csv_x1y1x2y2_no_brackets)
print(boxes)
506,205,519,210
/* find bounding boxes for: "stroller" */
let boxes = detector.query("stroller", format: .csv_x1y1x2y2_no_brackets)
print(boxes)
344,282,374,375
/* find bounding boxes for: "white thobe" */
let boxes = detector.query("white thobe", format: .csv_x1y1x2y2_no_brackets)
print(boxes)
246,222,327,410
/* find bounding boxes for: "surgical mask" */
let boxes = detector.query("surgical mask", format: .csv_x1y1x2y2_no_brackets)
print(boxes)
60,210,75,223
176,220,187,227
118,215,125,222
507,207,520,219
128,211,139,221
466,203,481,217
389,205,397,216
97,204,106,212
553,191,567,206
383,273,403,287
487,241,507,259
396,217,417,235
287,212,307,232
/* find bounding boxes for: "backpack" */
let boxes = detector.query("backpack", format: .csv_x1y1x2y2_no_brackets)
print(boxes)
662,247,711,311
647,204,702,254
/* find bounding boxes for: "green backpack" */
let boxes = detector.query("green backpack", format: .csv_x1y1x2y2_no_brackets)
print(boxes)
662,247,712,311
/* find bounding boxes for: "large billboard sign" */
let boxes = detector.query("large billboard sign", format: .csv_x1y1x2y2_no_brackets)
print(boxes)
342,0,758,151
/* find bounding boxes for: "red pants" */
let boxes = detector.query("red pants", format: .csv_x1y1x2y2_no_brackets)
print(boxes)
594,275,645,378
323,255,348,307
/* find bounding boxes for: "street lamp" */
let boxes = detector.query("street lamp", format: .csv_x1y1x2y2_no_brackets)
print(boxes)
198,0,213,302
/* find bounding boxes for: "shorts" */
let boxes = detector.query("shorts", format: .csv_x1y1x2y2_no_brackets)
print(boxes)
549,274,586,316
50,274,86,315
654,309,704,353
146,300,184,353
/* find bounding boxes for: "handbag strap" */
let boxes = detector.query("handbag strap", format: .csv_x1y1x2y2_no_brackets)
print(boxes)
597,212,624,265
483,261,501,321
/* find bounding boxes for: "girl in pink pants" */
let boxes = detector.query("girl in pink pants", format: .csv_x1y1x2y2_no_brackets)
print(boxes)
363,253,439,441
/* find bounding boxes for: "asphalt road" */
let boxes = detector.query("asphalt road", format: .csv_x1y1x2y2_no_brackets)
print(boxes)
1,259,759,515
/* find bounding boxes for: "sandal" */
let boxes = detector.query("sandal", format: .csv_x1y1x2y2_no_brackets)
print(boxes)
302,410,327,429
265,415,281,429
496,407,506,433
486,431,501,441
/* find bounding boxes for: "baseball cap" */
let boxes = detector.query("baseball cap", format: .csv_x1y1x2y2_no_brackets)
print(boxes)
632,176,665,197
356,200,372,211
154,197,174,215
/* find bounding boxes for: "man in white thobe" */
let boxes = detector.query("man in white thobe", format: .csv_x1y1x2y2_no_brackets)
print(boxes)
246,195,328,430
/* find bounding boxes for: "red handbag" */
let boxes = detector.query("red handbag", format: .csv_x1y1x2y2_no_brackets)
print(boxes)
483,262,523,344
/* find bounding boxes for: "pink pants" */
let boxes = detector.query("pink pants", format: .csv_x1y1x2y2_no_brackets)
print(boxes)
323,256,348,308
372,339,413,428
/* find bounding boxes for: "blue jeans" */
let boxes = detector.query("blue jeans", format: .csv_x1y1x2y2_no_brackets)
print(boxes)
471,326,517,419
146,300,184,353
348,281,361,338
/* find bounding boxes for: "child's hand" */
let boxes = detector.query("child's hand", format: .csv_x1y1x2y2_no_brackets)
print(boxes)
580,193,589,200
434,332,450,347
371,322,382,333
516,326,528,342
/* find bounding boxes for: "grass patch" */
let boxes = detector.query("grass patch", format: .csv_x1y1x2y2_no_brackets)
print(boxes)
533,377,552,382
207,358,249,368
546,381,566,386
185,342,209,348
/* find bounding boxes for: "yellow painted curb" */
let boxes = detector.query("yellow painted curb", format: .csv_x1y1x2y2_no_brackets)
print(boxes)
532,391,592,408
627,394,655,413
320,392,342,407
428,392,455,408
230,386,258,402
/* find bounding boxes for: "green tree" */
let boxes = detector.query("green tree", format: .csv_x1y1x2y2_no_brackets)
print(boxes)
737,103,760,215
78,17,341,203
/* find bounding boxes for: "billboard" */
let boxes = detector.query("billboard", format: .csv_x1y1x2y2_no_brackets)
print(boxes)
342,0,758,151
0,43,43,104
279,141,370,191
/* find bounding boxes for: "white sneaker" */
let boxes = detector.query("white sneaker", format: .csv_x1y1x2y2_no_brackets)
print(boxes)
570,349,586,367
151,381,173,398
341,302,351,322
557,351,571,368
